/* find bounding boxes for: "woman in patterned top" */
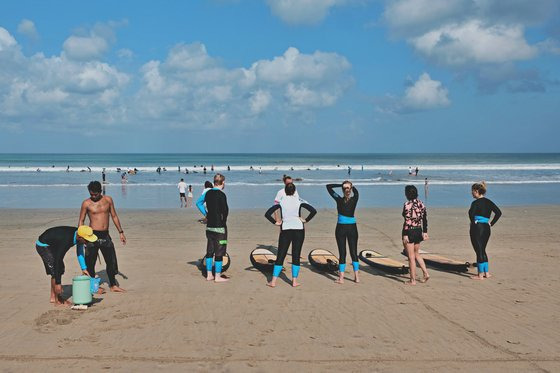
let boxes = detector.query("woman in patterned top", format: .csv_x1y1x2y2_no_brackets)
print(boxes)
402,185,429,285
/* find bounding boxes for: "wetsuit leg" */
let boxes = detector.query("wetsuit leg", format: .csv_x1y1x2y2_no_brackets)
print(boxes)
347,224,359,271
274,230,291,277
205,230,218,272
335,224,347,264
214,229,227,273
470,224,490,272
85,242,99,279
99,237,118,287
290,230,305,278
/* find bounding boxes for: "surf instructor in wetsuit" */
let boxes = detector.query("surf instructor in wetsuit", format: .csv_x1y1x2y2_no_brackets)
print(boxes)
79,181,127,292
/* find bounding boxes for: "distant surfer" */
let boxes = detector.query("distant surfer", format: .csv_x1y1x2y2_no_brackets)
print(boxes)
469,182,501,280
196,174,229,283
402,185,429,285
326,181,360,284
264,183,316,288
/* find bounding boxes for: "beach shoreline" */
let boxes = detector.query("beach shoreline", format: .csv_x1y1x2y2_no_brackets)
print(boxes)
1,206,559,371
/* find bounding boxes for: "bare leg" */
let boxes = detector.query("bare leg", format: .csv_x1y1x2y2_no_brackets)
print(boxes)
335,270,344,284
415,244,429,283
267,276,277,287
405,243,417,285
206,272,215,281
214,273,229,283
485,272,492,278
292,277,300,287
354,270,360,283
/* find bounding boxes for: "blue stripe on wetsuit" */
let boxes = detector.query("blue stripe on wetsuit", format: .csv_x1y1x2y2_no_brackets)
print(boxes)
291,265,300,278
273,265,282,277
206,257,213,272
352,261,359,271
474,215,490,224
214,261,223,273
339,263,346,273
35,240,49,247
337,214,356,224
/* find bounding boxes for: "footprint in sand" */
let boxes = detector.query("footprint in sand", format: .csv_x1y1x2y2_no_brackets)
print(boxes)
33,309,81,333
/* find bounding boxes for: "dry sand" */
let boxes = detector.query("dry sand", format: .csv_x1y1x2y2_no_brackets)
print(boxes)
0,206,559,372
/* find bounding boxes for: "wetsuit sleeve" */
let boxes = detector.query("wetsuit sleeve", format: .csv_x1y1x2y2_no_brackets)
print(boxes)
468,202,475,224
326,184,341,200
489,200,502,226
76,243,87,270
265,205,281,224
422,207,428,233
300,203,317,222
196,192,207,216
352,186,359,201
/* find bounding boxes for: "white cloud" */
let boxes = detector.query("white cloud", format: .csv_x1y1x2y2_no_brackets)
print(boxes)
249,90,271,114
117,48,134,59
410,20,537,65
0,27,17,50
377,73,450,113
63,35,108,61
17,19,38,40
266,0,344,25
537,38,560,55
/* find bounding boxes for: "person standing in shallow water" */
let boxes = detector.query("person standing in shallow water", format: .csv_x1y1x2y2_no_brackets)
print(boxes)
469,182,501,280
402,185,429,285
326,181,360,284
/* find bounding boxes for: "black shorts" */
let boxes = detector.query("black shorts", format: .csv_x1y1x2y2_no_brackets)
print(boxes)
180,192,186,197
36,244,63,277
403,228,424,244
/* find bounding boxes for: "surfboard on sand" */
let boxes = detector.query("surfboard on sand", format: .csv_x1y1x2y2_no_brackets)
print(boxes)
250,248,278,272
359,250,409,274
308,249,339,272
400,249,470,272
198,253,231,275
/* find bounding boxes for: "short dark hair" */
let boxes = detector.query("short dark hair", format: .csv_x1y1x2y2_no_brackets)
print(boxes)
204,181,213,188
180,178,184,181
472,182,487,195
283,175,293,183
88,181,102,193
285,182,296,196
405,185,418,200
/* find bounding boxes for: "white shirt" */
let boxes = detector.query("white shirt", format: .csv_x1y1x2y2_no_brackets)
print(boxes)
274,187,300,204
278,195,306,230
178,182,187,193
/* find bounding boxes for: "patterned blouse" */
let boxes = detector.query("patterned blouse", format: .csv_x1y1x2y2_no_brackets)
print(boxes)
402,199,428,233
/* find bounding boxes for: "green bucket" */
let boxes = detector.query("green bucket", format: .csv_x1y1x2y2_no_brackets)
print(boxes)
72,275,93,305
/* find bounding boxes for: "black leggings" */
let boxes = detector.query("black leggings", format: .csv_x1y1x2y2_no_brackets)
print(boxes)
335,223,358,264
86,231,119,287
470,223,490,264
275,229,304,266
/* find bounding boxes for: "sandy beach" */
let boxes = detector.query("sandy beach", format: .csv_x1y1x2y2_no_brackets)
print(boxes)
1,206,559,372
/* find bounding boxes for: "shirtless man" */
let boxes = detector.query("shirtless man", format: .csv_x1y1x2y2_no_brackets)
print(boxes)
79,181,127,292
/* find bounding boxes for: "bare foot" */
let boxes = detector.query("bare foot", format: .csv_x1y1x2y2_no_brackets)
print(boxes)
405,281,416,285
334,278,344,284
50,298,55,303
485,273,492,278
470,275,485,280
206,274,215,281
292,280,300,287
266,282,276,288
354,273,360,283
110,285,126,292
420,275,430,283
97,287,106,295
214,275,229,283
55,298,72,307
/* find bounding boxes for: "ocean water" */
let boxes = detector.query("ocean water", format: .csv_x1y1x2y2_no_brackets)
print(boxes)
0,153,558,209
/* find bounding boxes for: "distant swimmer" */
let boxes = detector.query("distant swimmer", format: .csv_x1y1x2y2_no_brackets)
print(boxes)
424,178,429,200
211,165,214,171
196,174,229,283
203,167,207,174
36,168,41,172
178,178,188,208
87,167,91,172
178,166,181,172
187,185,193,207
102,168,106,184
121,172,127,183
35,225,97,306
415,167,419,176
347,166,351,175
402,185,429,285
469,182,501,280
66,165,70,172
264,183,317,288
79,181,127,293
326,181,360,284
227,165,230,171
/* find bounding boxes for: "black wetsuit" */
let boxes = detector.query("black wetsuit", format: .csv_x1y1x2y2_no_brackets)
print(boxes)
326,184,359,268
203,188,229,263
36,226,84,285
85,230,119,287
468,197,502,270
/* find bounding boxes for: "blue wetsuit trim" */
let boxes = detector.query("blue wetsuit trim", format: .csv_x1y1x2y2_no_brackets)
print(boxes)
205,257,213,272
474,215,490,224
291,264,300,278
73,231,87,270
214,261,223,274
339,263,346,273
273,265,282,277
337,214,356,224
352,261,359,271
35,240,49,247
196,193,207,216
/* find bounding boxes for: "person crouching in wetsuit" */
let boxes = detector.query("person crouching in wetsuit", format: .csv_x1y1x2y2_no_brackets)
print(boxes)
35,226,98,306
265,183,317,288
196,173,229,283
469,182,502,280
326,181,360,284
402,185,430,285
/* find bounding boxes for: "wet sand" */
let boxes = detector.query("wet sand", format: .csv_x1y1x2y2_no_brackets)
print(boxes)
0,207,559,372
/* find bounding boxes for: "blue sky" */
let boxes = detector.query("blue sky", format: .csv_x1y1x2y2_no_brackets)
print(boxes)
0,0,559,153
